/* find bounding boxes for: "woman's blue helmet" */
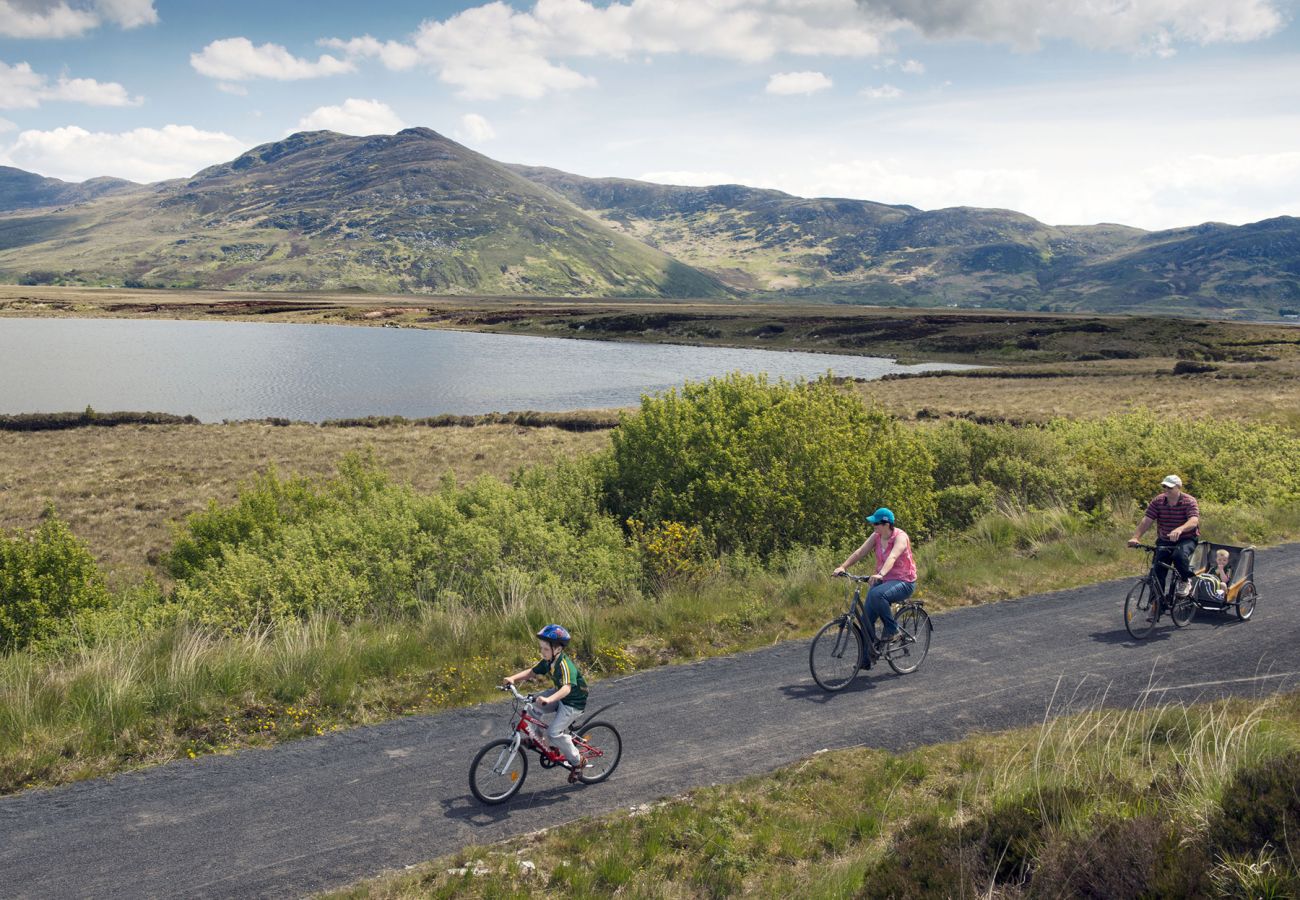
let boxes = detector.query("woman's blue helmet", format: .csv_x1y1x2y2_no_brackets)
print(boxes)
536,624,571,645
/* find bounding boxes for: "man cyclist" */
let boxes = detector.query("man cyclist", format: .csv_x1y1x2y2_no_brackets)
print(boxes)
1128,474,1200,598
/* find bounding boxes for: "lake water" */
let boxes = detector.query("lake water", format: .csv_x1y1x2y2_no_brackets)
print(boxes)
0,317,975,422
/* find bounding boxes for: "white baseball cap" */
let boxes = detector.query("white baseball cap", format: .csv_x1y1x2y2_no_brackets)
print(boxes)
1161,474,1183,488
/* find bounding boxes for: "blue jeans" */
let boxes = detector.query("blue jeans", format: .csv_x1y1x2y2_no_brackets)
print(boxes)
1154,537,1197,586
860,579,915,644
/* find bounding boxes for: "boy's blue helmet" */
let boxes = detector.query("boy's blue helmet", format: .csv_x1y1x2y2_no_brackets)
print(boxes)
537,624,571,645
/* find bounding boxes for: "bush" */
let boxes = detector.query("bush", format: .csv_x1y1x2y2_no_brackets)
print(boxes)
919,419,1091,508
0,512,110,652
603,374,934,557
932,482,997,533
169,454,637,631
1051,412,1300,505
1213,750,1300,859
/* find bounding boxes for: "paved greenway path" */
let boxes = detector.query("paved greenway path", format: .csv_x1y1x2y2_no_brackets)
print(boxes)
3,544,1299,899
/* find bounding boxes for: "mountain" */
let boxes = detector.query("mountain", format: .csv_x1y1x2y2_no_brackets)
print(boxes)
0,129,725,298
512,166,1300,315
1,129,1297,314
0,166,140,212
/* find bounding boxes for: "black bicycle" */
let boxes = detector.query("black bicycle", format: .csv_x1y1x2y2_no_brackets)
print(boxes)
1124,544,1196,639
809,573,931,691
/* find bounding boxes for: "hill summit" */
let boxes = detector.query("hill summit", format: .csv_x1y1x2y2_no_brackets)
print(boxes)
1,127,1297,314
0,128,724,298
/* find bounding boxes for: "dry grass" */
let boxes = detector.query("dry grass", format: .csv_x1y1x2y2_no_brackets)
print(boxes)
0,422,609,584
855,357,1300,428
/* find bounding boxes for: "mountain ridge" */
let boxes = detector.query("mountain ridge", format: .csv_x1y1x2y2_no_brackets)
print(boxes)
1,128,1297,315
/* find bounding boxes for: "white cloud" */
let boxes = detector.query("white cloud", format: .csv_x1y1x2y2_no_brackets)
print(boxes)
766,71,833,95
861,83,902,99
900,58,925,74
857,0,1285,54
296,98,405,135
637,169,740,186
191,37,354,82
0,60,140,109
332,0,887,100
0,116,15,133
456,113,496,142
216,82,248,96
1,124,247,183
0,0,155,38
320,35,420,71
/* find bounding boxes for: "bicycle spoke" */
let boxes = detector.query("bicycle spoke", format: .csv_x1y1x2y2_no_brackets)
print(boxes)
810,618,862,691
1124,578,1157,640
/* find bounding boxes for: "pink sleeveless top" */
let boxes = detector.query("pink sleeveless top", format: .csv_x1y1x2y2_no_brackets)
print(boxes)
875,528,917,583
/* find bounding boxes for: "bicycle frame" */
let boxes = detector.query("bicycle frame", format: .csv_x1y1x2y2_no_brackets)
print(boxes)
493,683,611,772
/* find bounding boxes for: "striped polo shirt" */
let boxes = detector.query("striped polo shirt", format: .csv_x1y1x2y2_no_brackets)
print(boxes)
1144,492,1200,541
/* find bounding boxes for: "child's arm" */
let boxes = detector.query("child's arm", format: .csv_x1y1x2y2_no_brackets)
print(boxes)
504,667,538,686
540,684,572,707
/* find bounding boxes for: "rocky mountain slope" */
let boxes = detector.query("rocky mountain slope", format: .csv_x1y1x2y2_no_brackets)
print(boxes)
0,130,724,298
1,129,1296,313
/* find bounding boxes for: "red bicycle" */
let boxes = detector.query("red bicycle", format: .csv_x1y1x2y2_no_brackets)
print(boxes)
469,682,622,804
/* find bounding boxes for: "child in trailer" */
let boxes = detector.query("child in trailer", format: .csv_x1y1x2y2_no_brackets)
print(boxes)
503,624,590,782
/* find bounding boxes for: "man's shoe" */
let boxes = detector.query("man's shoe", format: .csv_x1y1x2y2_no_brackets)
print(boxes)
1176,579,1193,597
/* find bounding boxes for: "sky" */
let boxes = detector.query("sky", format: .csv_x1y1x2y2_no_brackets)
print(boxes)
1,0,1298,230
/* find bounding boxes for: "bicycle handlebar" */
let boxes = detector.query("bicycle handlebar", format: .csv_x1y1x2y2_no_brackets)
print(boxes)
498,682,537,704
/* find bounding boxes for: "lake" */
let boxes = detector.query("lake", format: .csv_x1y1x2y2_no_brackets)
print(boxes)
0,317,975,422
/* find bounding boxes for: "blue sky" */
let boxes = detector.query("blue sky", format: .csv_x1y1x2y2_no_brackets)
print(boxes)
2,0,1298,229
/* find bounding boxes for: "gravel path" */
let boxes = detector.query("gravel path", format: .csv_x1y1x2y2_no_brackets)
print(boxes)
3,544,1297,899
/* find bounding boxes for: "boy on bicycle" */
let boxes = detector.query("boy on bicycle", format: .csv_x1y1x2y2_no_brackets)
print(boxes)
503,624,590,781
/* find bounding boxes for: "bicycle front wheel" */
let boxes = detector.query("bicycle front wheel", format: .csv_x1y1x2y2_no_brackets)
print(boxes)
1124,578,1157,640
886,604,932,674
574,722,622,784
809,617,862,691
469,738,527,804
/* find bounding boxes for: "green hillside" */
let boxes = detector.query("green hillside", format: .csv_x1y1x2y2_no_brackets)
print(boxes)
0,130,725,298
2,130,1297,313
515,166,1300,316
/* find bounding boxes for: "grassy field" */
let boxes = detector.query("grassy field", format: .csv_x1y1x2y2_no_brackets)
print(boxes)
332,690,1300,898
0,423,609,585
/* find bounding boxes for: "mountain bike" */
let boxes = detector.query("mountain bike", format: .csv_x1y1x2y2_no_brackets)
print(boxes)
468,682,622,804
809,573,932,691
1124,544,1196,639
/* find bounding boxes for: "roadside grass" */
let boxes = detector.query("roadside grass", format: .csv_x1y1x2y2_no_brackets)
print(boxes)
330,690,1300,899
3,498,1297,795
0,423,609,585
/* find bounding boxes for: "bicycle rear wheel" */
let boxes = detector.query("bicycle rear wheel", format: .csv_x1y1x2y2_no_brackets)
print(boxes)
469,738,527,804
886,605,931,674
1124,578,1158,640
809,617,862,691
574,722,622,784
1235,582,1257,621
1171,591,1195,627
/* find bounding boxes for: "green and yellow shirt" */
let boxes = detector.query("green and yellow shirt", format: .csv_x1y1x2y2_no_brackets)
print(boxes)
531,653,588,710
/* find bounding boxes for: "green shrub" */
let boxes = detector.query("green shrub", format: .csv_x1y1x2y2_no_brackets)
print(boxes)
604,373,934,557
169,455,637,631
932,482,997,533
1213,750,1300,859
0,512,110,652
919,419,1091,508
1051,412,1300,505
